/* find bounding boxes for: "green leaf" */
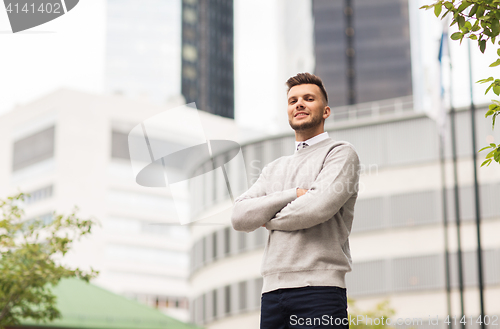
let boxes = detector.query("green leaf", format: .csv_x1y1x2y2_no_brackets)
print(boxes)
434,3,443,17
444,1,454,10
476,5,485,18
490,59,500,67
491,143,497,148
457,15,466,28
457,1,472,13
481,159,492,167
469,4,479,16
494,85,500,95
479,145,493,152
480,39,487,53
486,150,496,158
451,32,464,40
472,20,480,31
492,21,500,38
494,151,500,162
486,83,494,94
477,77,494,83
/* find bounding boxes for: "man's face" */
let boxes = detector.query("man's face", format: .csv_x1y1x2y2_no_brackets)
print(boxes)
287,84,329,131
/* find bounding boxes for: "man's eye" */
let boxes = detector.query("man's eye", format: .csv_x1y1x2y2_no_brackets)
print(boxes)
308,98,314,101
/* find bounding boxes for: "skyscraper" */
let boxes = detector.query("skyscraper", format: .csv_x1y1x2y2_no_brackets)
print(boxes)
181,0,234,119
313,0,413,107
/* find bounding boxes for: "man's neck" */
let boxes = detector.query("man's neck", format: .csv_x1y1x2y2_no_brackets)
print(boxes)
295,128,325,142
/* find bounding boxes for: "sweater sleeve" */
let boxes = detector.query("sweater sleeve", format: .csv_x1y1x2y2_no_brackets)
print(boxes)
264,145,360,231
231,165,298,233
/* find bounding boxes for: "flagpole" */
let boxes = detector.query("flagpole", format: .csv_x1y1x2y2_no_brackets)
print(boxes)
466,38,485,329
438,31,453,329
439,128,453,329
445,30,466,329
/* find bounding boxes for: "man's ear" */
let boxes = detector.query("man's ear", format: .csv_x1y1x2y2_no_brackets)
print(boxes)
323,106,331,120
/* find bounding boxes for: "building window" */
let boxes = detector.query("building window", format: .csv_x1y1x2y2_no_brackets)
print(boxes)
202,236,207,264
212,289,217,318
25,185,53,205
12,126,55,172
183,44,197,62
25,213,54,226
183,65,197,80
202,293,206,322
238,281,247,311
112,129,187,161
238,231,246,251
111,130,130,160
212,231,218,259
224,285,231,314
254,278,263,308
183,7,197,24
224,227,230,255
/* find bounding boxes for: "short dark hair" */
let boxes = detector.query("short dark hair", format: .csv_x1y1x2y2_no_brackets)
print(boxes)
285,73,328,105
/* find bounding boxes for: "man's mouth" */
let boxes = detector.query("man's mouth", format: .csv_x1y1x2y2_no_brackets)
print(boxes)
295,112,309,117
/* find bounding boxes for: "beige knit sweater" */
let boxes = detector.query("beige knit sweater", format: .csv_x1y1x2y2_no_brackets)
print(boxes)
231,138,360,294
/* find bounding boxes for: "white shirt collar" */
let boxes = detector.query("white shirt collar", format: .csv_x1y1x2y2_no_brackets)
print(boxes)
295,131,330,152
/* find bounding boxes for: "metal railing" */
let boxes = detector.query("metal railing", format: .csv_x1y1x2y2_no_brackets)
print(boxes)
328,95,414,122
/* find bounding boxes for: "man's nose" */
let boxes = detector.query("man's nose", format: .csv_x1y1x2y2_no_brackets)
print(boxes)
295,98,305,108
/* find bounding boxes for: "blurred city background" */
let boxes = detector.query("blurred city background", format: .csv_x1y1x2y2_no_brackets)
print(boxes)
1,0,500,328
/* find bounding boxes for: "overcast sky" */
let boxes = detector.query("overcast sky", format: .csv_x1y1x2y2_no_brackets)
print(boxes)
0,0,106,115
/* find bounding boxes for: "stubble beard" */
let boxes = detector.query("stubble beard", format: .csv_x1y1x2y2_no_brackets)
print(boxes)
289,112,324,131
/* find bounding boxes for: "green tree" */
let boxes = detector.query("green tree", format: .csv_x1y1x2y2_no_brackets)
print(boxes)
421,0,500,166
0,193,99,328
348,298,396,329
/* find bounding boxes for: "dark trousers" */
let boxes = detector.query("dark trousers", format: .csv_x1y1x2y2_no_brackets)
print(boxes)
260,286,349,329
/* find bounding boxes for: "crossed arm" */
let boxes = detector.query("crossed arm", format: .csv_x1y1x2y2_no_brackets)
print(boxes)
230,145,360,233
260,188,307,227
230,165,298,233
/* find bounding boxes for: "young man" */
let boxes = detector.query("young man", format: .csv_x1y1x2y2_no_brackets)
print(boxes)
231,73,360,328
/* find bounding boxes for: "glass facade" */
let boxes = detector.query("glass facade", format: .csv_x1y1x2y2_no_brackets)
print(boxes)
313,0,413,107
181,0,234,119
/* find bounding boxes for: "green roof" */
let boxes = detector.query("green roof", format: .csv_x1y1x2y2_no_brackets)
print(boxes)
19,278,202,329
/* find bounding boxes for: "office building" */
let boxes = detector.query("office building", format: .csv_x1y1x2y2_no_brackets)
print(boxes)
181,0,234,119
186,101,500,328
313,0,413,108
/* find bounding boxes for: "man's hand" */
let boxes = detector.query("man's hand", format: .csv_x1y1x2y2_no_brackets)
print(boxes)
262,188,308,227
296,188,308,197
